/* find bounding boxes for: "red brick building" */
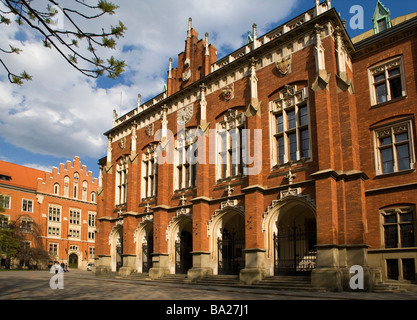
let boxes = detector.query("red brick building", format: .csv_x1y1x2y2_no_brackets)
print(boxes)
0,157,98,269
95,1,417,291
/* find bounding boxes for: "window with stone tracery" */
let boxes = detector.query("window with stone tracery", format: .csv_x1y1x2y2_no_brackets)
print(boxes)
115,157,128,205
373,120,415,175
270,84,311,167
175,128,197,190
216,109,246,181
369,57,406,105
142,145,157,199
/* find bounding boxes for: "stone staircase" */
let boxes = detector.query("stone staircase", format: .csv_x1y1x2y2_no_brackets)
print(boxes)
251,276,327,292
371,281,409,293
97,271,416,293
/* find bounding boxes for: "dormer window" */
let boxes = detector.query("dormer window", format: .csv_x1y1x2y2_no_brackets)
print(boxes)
373,1,391,34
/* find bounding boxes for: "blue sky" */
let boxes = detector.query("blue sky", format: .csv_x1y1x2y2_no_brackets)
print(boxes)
0,0,416,179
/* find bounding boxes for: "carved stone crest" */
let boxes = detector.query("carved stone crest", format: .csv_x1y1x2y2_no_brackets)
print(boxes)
145,123,154,137
118,137,126,150
276,55,292,76
222,84,234,101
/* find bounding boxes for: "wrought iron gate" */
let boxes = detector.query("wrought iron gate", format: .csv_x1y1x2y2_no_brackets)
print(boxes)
116,244,122,271
274,224,316,275
218,230,245,275
175,231,192,274
142,234,153,273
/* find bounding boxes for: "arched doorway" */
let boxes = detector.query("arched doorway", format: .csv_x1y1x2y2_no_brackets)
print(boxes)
218,213,245,275
68,253,78,269
109,224,123,272
273,201,316,275
142,231,153,273
175,230,192,274
263,196,317,276
134,219,154,274
166,213,193,274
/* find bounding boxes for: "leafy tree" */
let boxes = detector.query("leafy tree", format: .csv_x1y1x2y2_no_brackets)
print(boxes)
0,214,48,269
0,228,21,268
0,0,127,84
17,247,50,269
0,194,5,213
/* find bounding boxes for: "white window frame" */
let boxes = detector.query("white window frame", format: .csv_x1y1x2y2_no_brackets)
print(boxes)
216,109,246,181
373,120,416,176
115,158,128,205
1,195,10,210
69,208,81,225
270,85,311,168
49,243,58,256
0,214,9,228
22,199,33,213
368,56,406,106
175,128,197,190
142,145,158,199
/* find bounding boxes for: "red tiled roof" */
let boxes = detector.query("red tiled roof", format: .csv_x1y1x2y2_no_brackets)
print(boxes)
0,161,46,190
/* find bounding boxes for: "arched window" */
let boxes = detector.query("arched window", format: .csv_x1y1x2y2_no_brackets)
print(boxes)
73,173,79,199
216,108,247,180
82,181,88,201
53,183,60,195
115,158,128,205
141,145,157,199
175,128,197,190
64,176,70,197
90,192,96,203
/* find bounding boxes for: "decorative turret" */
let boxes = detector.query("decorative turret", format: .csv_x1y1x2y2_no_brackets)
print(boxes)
373,0,391,34
165,18,217,97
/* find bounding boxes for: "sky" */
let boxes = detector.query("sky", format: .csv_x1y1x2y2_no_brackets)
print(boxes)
0,0,416,179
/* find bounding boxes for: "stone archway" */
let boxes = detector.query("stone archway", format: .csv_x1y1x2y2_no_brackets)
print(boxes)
166,213,193,274
207,206,245,275
263,195,316,276
109,223,123,272
134,219,154,273
68,252,79,269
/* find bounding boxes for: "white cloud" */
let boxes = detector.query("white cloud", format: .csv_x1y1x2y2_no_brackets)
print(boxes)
0,0,301,161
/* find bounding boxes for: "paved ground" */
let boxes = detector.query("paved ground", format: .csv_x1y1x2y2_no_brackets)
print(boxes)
1,269,417,301
1,269,416,318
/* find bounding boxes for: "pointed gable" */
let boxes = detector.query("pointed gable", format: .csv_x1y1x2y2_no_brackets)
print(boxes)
373,0,391,34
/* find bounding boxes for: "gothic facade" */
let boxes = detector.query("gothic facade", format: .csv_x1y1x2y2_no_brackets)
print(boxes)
0,157,98,269
95,1,417,291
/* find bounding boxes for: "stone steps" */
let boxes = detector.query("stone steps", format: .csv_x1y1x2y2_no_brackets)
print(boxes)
252,276,327,292
372,282,409,293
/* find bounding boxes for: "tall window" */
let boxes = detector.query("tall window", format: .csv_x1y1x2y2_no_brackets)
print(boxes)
49,243,58,256
22,199,33,213
0,215,8,229
53,183,59,195
69,209,81,225
217,109,246,180
64,176,70,197
115,158,128,205
381,207,415,248
0,195,10,209
82,181,88,201
270,85,310,167
20,217,33,233
142,145,157,199
369,57,405,105
176,128,197,190
88,212,96,227
374,121,415,175
73,173,79,199
48,205,61,222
